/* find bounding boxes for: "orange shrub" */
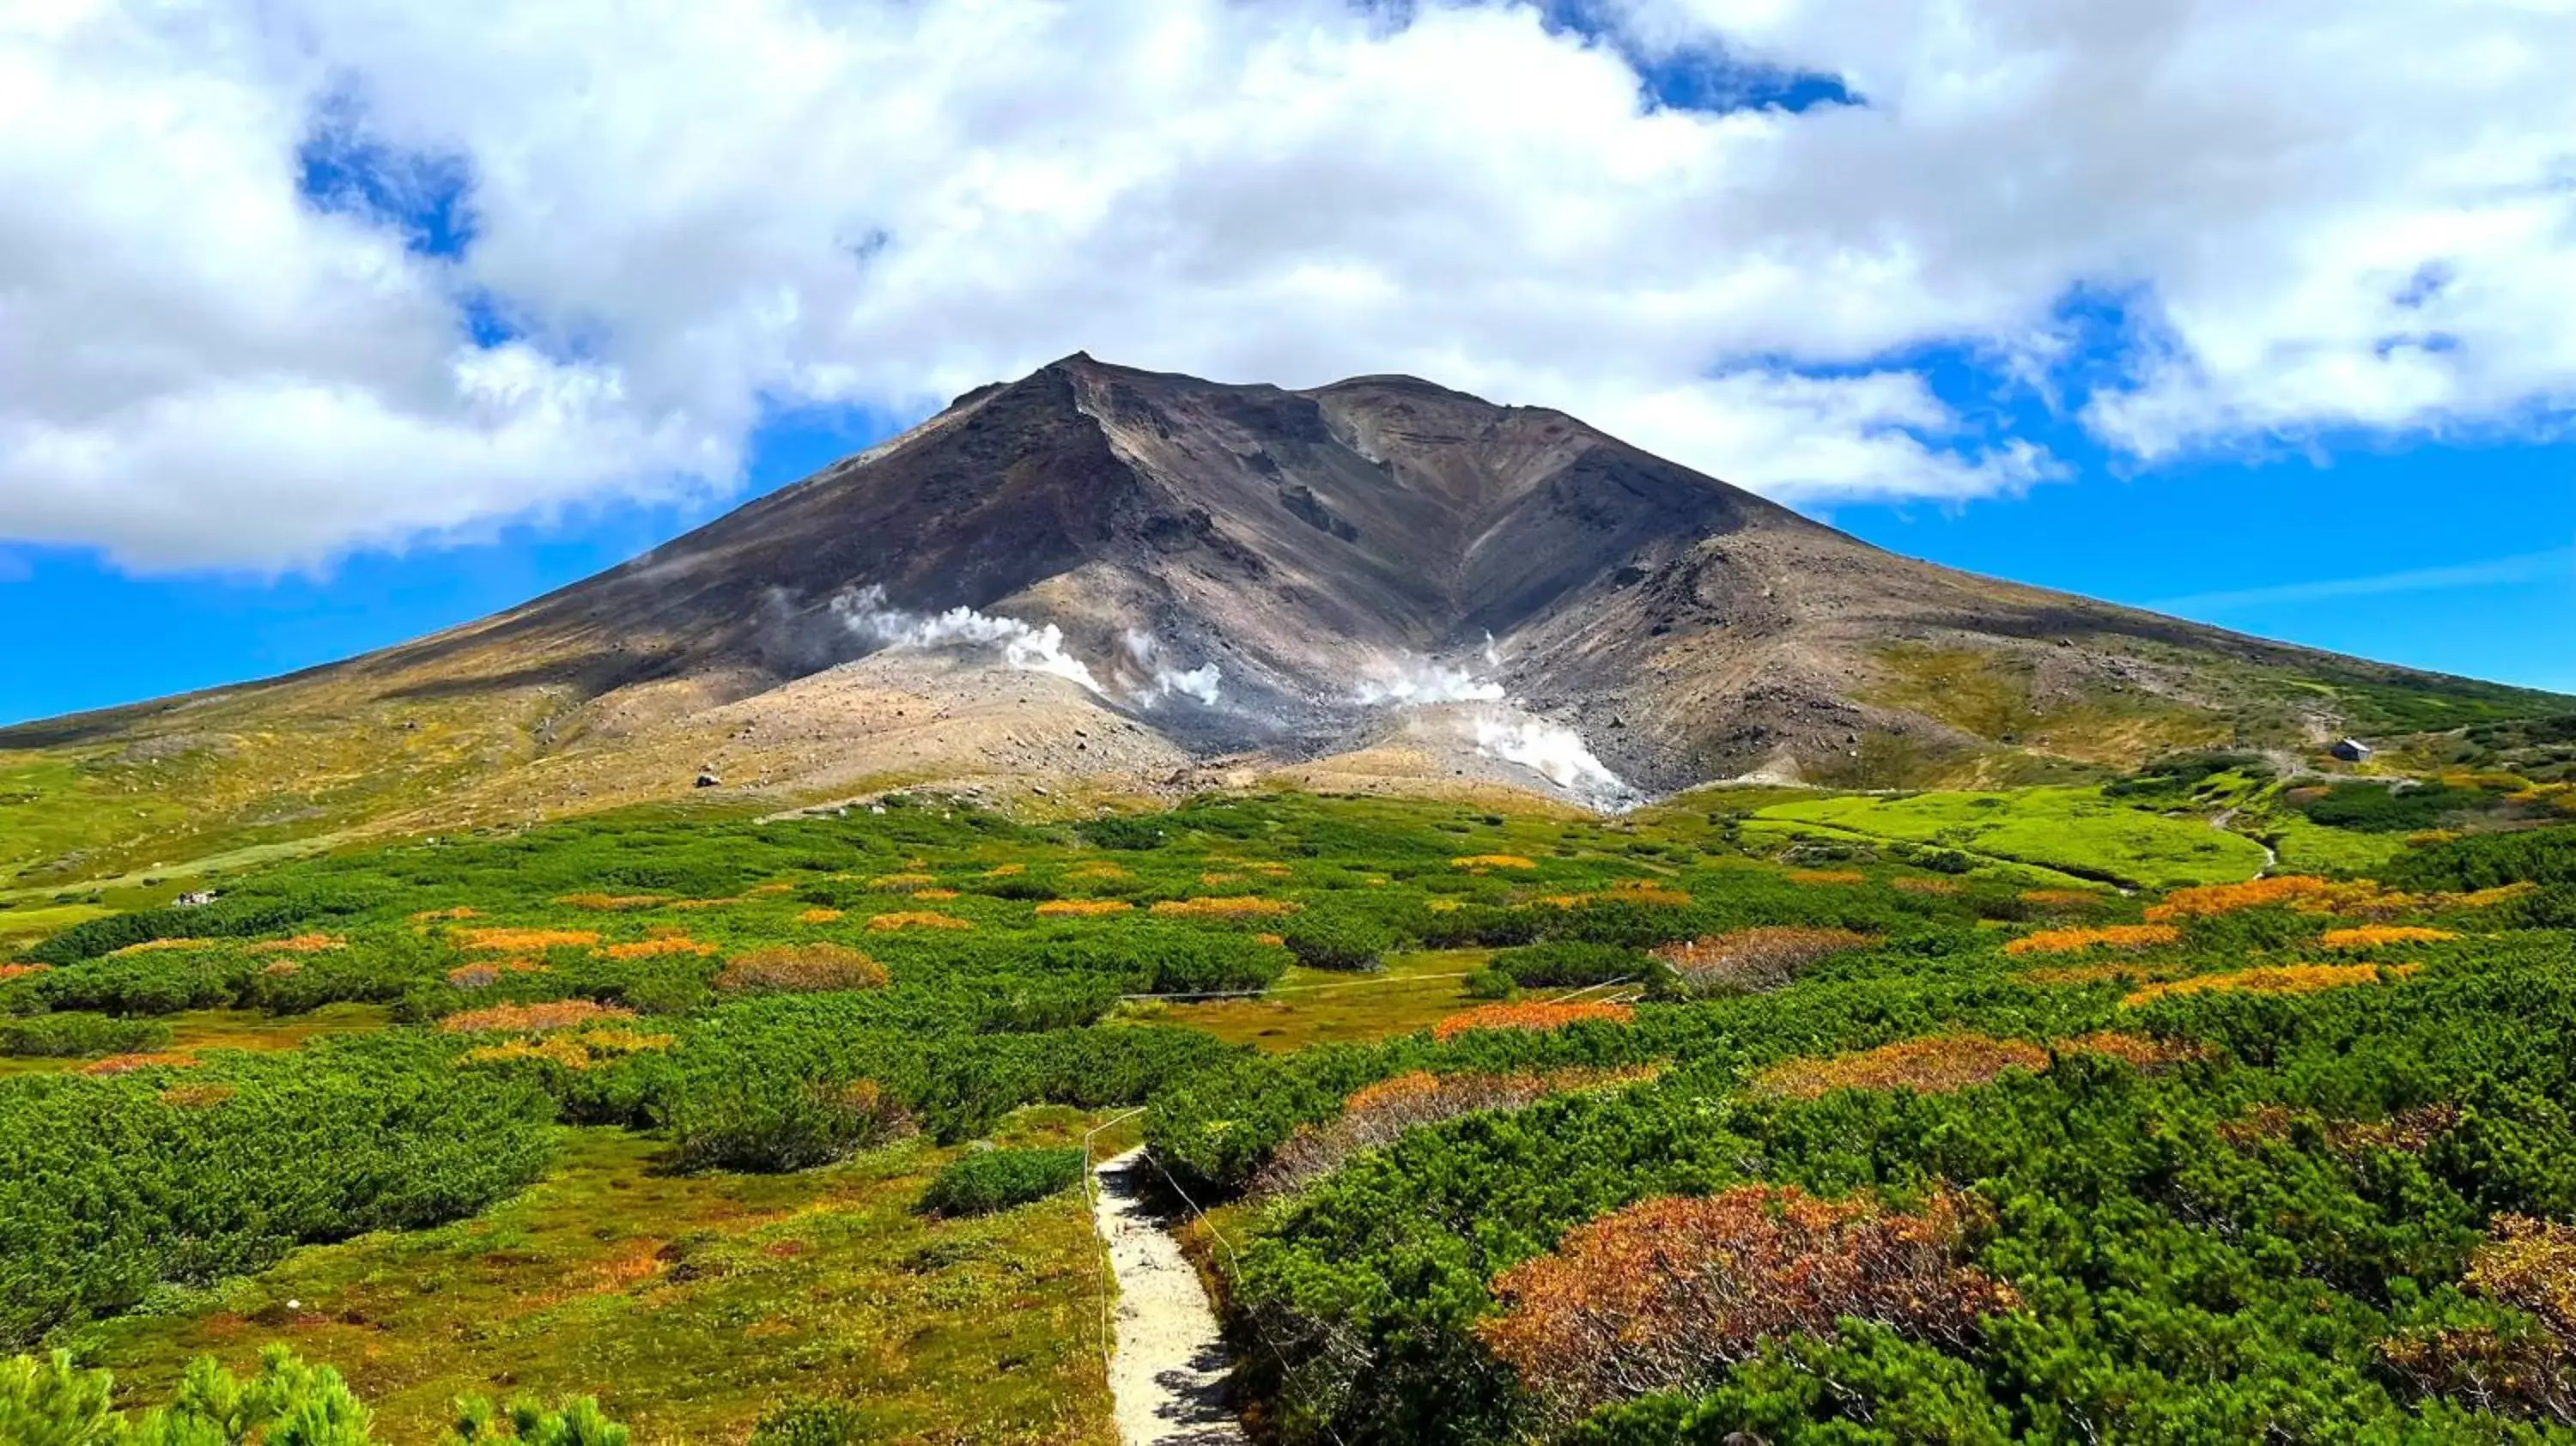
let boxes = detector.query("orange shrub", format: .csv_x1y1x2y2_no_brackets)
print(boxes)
745,883,797,896
1540,881,1692,908
1432,999,1634,1042
1255,933,1286,947
599,937,719,960
714,944,890,993
450,927,599,953
983,863,1026,878
2458,882,2538,908
446,957,546,989
1452,854,1538,871
439,999,638,1034
1477,1185,2015,1424
2123,962,2419,1007
2227,1103,2461,1156
912,888,961,901
1757,1033,2050,1100
1247,862,1294,878
256,933,345,954
2020,889,2105,909
1065,862,1131,881
869,872,938,890
2319,926,2456,950
554,893,666,911
2013,961,2187,987
1035,899,1133,917
1654,928,1874,994
2002,924,2180,957
82,1052,197,1075
1788,869,1867,885
1255,1066,1665,1196
410,906,479,923
1893,877,1960,896
2060,1031,2206,1072
0,963,51,981
868,911,972,932
461,1027,676,1072
795,908,845,924
258,961,301,978
1200,872,1244,886
666,898,735,911
158,1083,236,1109
2144,875,2354,920
1150,896,1297,919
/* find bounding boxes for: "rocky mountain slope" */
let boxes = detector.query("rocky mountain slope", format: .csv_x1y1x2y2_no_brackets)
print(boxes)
3,354,2563,889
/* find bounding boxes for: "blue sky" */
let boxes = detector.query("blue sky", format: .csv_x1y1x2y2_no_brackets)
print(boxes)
4,0,2573,726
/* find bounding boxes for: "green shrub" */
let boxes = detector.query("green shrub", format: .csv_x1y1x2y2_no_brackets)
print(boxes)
0,1037,555,1346
918,1146,1086,1216
748,1399,869,1445
1281,915,1394,972
1490,943,1645,989
0,1012,172,1059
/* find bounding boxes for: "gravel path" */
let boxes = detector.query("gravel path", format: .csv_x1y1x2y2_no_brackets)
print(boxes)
1091,1148,1250,1446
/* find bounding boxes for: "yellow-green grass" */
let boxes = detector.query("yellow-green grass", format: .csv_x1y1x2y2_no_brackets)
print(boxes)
1756,786,2269,890
2260,813,2414,876
78,1118,1117,1445
1856,644,2233,770
1149,948,1492,1052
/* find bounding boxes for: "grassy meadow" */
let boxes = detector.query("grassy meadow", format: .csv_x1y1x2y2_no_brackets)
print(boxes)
5,758,2576,1442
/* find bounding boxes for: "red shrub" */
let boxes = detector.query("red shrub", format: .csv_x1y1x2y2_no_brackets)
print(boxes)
1477,1185,2015,1424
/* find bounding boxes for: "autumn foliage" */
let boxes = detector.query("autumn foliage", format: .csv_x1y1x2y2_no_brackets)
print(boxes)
2003,924,2181,957
1476,1185,2016,1424
714,943,890,994
1451,854,1538,871
1756,1033,2050,1100
449,927,599,953
553,893,666,911
1787,868,1868,885
2122,962,2419,1007
1034,898,1133,917
2383,1215,2576,1425
2145,875,2354,920
1149,896,1297,919
80,1052,198,1075
0,964,49,981
439,999,639,1034
1255,1066,1663,1196
461,1027,676,1072
1652,927,1874,994
255,933,346,954
2318,925,2458,950
1432,999,1634,1042
598,936,719,960
866,911,973,932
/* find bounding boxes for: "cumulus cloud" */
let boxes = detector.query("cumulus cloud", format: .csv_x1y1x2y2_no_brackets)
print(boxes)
3,0,2572,568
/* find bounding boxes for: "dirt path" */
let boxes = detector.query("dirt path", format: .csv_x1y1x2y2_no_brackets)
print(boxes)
2211,806,2278,873
1090,1148,1250,1446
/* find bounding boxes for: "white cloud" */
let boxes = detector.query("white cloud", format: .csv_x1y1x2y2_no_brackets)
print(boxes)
3,0,2572,568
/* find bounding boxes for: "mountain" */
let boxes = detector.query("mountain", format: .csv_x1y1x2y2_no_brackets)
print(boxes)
2,353,2565,892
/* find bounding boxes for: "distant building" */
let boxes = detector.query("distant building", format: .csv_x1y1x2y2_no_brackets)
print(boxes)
2330,738,2373,763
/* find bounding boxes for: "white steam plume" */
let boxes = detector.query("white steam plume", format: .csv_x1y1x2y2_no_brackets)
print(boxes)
1469,710,1635,808
1352,655,1505,706
1121,628,1224,708
832,585,1104,693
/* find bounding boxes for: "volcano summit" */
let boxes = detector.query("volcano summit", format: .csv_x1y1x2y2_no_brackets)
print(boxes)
3,355,2558,873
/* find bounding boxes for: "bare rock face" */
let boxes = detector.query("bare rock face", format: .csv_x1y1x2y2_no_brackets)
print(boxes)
13,353,2551,831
